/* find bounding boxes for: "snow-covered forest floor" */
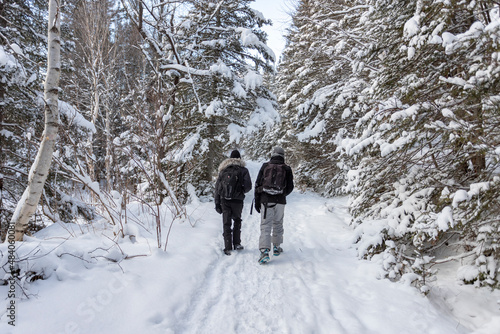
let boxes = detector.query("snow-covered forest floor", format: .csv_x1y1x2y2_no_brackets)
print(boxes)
1,161,499,334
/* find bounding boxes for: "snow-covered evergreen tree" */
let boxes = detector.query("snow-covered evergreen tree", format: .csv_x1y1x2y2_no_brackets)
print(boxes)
169,0,278,196
276,0,500,290
276,0,371,195
342,0,500,289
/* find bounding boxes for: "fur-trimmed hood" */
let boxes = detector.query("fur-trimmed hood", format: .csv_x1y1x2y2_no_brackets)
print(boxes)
218,158,246,173
214,157,252,204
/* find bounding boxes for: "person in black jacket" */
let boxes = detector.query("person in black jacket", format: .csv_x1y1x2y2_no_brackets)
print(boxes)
254,147,294,263
214,150,252,255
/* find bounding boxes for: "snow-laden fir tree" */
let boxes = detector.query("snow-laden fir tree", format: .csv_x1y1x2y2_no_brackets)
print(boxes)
169,0,278,197
276,0,372,195
341,0,500,289
275,0,317,175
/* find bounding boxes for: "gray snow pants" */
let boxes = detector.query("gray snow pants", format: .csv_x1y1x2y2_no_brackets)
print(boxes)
258,203,285,250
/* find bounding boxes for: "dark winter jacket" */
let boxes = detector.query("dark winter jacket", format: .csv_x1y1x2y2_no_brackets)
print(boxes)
214,158,252,206
254,156,294,206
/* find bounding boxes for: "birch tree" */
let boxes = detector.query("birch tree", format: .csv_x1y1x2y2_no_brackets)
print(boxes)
9,0,61,241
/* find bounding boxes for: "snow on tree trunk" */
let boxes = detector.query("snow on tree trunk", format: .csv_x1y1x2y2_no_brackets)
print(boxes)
9,0,61,241
105,104,112,191
0,2,5,230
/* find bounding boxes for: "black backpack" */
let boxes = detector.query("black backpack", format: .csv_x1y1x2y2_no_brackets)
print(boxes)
219,165,241,200
261,163,287,195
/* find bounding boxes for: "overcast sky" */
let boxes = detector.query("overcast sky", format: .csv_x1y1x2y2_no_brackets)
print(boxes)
250,0,295,61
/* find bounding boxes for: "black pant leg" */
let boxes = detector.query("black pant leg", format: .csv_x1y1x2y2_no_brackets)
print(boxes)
222,201,233,251
230,201,244,246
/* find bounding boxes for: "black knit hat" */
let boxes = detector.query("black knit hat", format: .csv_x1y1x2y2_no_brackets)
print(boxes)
230,150,241,159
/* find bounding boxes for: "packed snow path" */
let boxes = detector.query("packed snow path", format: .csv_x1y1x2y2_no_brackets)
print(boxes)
142,161,465,334
1,162,472,334
169,192,463,334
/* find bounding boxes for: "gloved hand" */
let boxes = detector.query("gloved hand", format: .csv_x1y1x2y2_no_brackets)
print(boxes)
215,204,222,214
254,194,261,213
254,200,261,213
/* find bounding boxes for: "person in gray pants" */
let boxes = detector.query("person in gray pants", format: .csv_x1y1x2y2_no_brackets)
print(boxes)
254,147,294,263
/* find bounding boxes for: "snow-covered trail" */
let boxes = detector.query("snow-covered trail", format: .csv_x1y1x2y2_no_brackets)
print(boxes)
176,192,353,334
173,192,345,334
168,190,464,334
0,161,472,334
138,161,465,334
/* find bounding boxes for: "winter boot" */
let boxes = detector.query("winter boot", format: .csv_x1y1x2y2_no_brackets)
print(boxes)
258,249,270,264
224,249,232,256
234,244,244,251
273,245,283,256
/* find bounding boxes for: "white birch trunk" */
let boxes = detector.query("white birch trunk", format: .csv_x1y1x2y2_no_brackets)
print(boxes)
10,0,61,241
